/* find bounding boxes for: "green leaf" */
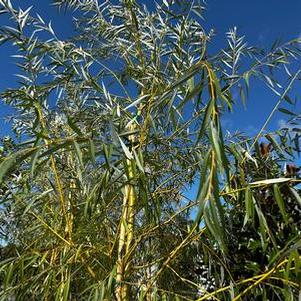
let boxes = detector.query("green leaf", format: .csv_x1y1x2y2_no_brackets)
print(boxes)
99,283,105,301
210,122,222,165
196,98,215,143
89,138,96,163
244,186,254,226
63,274,71,301
283,95,294,105
118,137,133,160
4,262,14,289
0,154,18,184
73,140,84,168
0,148,36,183
67,116,83,135
265,134,283,155
177,79,204,110
30,145,41,178
165,63,203,96
133,149,144,173
196,176,210,220
243,71,250,89
255,205,269,250
285,251,294,282
195,150,211,224
289,187,301,208
273,184,288,224
23,189,53,216
103,143,112,167
250,178,292,186
107,265,116,296
204,199,226,251
278,107,297,116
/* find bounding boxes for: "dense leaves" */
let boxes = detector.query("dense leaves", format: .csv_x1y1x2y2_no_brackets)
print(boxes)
0,0,300,300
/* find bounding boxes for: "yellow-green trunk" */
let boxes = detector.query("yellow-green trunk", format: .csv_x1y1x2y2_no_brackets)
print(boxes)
116,125,136,301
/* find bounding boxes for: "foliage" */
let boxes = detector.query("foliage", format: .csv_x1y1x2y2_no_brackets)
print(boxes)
0,0,300,300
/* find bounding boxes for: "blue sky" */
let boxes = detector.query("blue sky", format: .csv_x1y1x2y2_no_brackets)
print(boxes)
203,0,301,137
1,0,301,137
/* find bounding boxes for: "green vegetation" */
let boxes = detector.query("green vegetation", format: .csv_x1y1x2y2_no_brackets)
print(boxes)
0,0,300,300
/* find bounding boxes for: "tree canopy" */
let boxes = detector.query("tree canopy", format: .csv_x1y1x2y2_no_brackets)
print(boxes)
0,0,300,300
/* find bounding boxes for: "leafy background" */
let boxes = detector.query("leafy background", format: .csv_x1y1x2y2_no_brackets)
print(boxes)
0,1,300,300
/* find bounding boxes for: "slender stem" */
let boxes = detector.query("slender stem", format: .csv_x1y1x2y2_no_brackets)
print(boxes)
116,123,137,301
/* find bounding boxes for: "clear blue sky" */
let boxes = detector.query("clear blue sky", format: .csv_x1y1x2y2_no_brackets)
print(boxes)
1,0,301,137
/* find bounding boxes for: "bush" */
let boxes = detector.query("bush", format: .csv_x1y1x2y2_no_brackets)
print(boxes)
0,0,300,300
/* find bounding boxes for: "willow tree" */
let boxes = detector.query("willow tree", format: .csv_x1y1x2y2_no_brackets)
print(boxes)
0,0,300,300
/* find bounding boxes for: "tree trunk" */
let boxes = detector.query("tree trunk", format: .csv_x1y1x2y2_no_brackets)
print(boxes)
116,125,136,301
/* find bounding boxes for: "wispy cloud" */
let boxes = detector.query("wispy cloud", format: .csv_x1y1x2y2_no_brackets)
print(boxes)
278,119,288,129
221,117,233,131
244,125,259,136
258,29,270,45
278,118,301,130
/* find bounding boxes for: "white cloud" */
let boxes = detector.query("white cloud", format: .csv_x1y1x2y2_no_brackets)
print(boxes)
244,125,259,136
277,118,301,130
278,119,288,128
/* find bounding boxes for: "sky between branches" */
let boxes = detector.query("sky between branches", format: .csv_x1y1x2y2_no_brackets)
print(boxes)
0,0,301,137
